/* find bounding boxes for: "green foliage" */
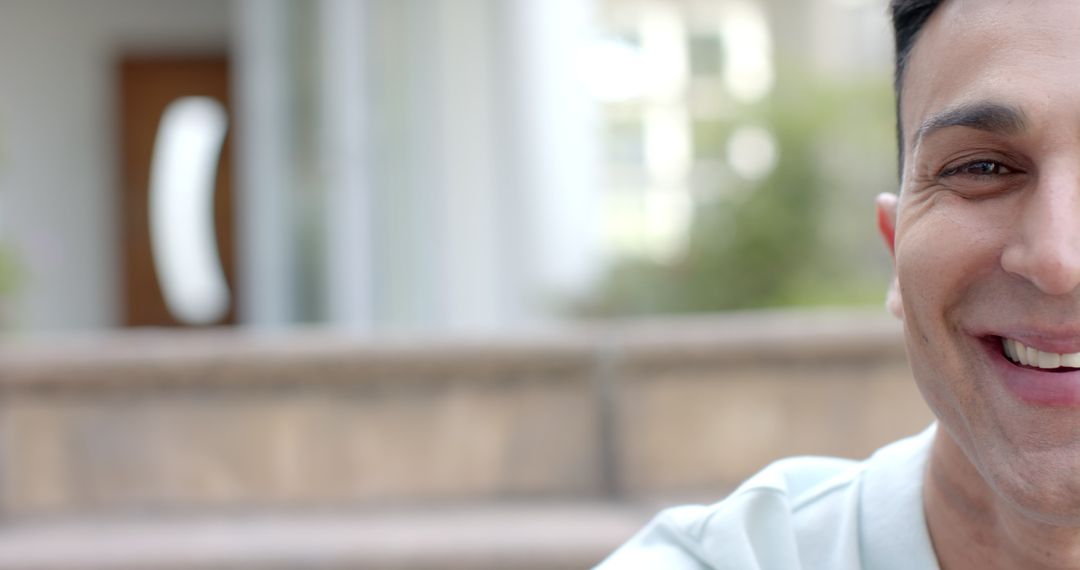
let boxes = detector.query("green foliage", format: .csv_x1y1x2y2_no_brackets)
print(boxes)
0,121,19,305
0,244,19,297
582,64,897,317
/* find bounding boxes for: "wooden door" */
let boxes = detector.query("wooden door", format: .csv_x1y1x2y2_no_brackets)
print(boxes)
119,56,236,327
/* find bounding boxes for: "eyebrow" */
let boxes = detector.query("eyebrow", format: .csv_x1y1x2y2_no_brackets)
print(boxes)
913,101,1027,148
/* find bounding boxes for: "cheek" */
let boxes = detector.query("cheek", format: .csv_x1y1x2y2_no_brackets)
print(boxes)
896,197,1006,312
895,218,964,317
895,198,1009,406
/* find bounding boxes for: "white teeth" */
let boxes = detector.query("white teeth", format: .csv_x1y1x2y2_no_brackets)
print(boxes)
1011,339,1022,363
1039,351,1061,369
1007,338,1029,365
1003,338,1080,369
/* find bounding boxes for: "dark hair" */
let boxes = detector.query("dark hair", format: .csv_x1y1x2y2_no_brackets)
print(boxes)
891,0,944,173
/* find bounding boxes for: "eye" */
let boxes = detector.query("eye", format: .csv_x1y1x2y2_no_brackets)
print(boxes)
940,159,1014,178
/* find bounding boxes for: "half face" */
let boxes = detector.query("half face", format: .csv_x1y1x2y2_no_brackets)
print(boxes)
896,0,1080,523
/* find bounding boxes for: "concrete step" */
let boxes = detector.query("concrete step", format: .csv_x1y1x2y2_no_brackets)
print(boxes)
1,311,930,520
0,502,654,570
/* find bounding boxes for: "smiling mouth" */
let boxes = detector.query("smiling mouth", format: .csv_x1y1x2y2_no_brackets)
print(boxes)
1002,337,1080,371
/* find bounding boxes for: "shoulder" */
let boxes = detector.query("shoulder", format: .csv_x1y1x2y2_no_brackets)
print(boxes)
595,427,937,570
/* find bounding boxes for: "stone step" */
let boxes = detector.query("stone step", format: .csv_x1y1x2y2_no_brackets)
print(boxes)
0,310,931,520
0,502,654,570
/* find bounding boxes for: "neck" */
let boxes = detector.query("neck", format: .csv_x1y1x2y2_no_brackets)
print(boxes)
925,429,1080,570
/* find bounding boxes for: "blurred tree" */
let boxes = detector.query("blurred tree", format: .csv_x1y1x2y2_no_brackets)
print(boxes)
0,126,20,324
581,63,896,316
0,245,18,296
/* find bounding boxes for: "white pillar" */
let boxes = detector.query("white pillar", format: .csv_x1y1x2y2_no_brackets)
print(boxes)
318,0,374,330
500,0,603,316
231,0,297,328
420,0,603,331
258,0,602,333
430,0,505,331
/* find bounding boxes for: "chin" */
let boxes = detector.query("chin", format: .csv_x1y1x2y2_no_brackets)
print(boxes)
946,403,1080,527
985,455,1080,527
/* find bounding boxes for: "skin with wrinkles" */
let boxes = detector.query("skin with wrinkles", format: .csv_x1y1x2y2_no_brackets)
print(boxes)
879,0,1080,568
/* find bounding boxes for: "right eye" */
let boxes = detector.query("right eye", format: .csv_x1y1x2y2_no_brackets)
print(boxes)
939,159,1014,179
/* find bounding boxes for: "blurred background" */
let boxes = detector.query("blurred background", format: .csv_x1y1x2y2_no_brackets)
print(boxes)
0,0,899,333
0,0,932,568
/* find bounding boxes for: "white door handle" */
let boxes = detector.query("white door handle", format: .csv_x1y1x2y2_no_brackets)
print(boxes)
148,96,230,325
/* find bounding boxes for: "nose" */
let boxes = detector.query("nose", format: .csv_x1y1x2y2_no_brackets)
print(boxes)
1001,173,1080,296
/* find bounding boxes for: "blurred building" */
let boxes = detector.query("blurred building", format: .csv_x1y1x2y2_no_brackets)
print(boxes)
0,0,892,335
0,0,602,334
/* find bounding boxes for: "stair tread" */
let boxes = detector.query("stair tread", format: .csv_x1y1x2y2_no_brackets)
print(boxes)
0,502,653,569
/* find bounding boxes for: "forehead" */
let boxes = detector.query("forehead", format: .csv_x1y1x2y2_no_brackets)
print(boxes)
901,0,1080,150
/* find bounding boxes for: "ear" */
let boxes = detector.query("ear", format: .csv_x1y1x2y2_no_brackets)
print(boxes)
876,192,903,320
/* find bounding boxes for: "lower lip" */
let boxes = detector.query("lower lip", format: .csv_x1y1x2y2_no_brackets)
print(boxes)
990,339,1080,407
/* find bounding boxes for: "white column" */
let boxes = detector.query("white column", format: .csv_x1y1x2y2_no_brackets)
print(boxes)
432,0,505,331
278,0,602,333
231,0,297,328
318,0,374,330
501,0,603,316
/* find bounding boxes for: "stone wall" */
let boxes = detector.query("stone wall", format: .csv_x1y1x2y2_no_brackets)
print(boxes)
0,309,934,520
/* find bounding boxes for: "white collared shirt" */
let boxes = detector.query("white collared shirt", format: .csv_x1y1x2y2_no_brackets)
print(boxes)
596,425,940,569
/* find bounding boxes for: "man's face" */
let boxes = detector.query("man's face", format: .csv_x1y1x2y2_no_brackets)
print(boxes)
894,0,1080,522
